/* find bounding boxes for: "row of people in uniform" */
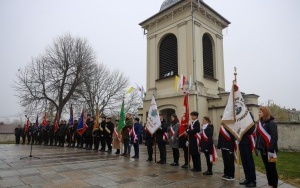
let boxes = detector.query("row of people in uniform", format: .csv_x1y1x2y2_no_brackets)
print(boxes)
14,106,278,188
143,107,278,188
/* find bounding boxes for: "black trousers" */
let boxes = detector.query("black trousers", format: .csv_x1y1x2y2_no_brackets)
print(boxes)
147,145,153,159
157,142,166,162
172,148,180,164
190,153,201,170
133,142,139,157
182,146,188,165
221,149,235,177
100,136,106,150
27,135,31,144
93,136,100,150
85,134,93,148
123,139,130,154
261,150,278,188
204,152,212,172
105,136,112,150
239,144,256,182
15,136,21,144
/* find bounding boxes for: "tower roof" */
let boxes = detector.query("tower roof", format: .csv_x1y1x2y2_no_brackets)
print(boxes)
160,0,182,11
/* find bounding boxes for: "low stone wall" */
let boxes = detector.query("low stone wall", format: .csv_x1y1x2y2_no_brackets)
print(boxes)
277,122,300,150
1,123,299,150
0,133,15,143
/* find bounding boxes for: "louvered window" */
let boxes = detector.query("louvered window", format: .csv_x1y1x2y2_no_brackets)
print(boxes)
159,34,178,79
202,33,214,78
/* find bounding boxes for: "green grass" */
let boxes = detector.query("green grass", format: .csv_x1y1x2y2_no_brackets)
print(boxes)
253,151,300,187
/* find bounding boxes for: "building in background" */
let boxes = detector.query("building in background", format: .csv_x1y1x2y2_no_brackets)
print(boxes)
138,0,259,140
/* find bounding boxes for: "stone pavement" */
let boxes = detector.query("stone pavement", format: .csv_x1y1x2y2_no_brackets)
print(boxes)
0,144,297,188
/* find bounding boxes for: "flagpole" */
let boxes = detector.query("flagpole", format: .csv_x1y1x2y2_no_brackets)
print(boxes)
188,134,190,169
150,91,157,164
233,67,240,180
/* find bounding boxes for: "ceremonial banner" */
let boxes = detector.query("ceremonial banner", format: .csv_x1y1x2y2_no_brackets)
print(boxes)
42,112,47,126
221,83,254,141
93,105,100,132
117,99,125,131
25,117,30,131
179,93,189,137
145,96,161,135
54,112,59,133
77,108,88,136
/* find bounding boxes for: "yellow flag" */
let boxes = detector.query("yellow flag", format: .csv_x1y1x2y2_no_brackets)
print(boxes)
127,87,135,94
174,75,179,91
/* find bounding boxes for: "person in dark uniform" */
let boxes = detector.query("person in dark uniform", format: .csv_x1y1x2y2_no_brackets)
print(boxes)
85,114,94,150
31,123,38,145
256,106,278,188
156,114,167,164
131,117,142,158
58,120,67,147
72,120,78,147
49,122,54,146
121,113,133,157
186,111,201,172
99,116,107,151
105,117,114,153
36,124,42,145
200,116,214,175
21,125,26,144
239,112,257,187
27,123,33,145
144,123,154,161
217,125,236,181
44,121,50,146
14,125,22,144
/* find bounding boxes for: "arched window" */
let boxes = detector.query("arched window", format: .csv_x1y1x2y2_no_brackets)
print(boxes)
202,33,214,79
159,34,178,79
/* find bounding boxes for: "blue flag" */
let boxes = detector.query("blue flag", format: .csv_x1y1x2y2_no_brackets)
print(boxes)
77,108,87,136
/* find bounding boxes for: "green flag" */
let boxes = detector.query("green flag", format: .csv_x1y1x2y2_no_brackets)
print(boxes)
117,99,125,131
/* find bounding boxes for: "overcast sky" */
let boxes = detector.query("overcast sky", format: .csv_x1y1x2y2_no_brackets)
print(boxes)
0,0,299,122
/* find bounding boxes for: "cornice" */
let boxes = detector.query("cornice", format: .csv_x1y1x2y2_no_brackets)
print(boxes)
216,34,223,39
140,1,191,30
177,21,188,27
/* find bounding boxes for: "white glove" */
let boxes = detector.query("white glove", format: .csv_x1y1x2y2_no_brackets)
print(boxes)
186,141,189,147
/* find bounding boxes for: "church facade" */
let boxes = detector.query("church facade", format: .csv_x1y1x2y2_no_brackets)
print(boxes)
138,0,259,140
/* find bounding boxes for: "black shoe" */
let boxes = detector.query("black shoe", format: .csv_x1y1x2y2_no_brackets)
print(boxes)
159,161,166,164
240,179,250,185
146,158,153,161
156,160,161,164
203,171,213,175
181,164,189,169
191,168,201,172
106,150,112,153
246,182,256,187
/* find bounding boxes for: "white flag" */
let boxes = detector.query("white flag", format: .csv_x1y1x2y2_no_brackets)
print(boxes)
146,96,161,134
221,83,254,141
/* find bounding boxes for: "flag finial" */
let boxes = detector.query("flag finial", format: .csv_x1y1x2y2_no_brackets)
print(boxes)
234,67,237,83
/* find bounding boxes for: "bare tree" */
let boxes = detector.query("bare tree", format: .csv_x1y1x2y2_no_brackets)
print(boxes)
14,34,95,118
79,63,130,117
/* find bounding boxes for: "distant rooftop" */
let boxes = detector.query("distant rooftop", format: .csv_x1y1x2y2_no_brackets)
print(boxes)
0,124,16,134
